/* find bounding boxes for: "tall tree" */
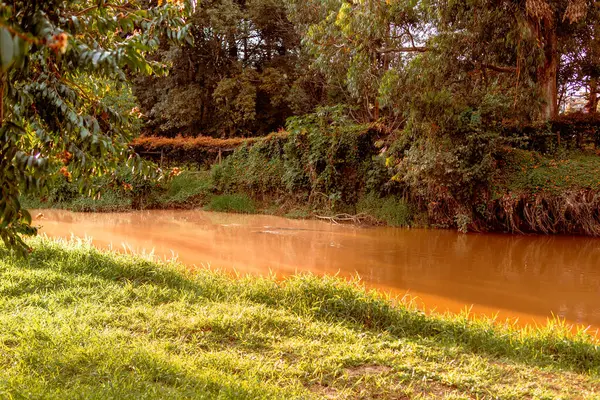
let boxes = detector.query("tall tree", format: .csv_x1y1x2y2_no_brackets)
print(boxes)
285,0,428,127
523,0,598,119
287,0,599,122
134,0,306,137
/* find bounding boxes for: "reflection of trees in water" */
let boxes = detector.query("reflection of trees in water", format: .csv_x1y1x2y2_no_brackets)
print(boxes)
491,236,600,326
385,230,600,290
358,229,600,326
479,235,600,289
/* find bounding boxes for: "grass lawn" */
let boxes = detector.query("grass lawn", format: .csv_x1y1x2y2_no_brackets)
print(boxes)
0,238,598,399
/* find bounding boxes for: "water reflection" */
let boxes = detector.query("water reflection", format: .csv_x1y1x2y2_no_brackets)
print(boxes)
34,209,600,332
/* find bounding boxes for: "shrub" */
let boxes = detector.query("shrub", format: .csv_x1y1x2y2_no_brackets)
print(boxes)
156,171,212,205
23,165,158,211
47,177,81,204
210,107,385,210
282,107,375,206
211,134,288,194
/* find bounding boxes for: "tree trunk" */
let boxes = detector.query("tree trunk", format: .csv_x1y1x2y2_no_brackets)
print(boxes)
227,32,238,60
265,36,272,61
587,78,599,113
537,21,559,121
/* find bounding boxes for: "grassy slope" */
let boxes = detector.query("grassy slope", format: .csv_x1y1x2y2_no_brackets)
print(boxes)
0,239,598,399
494,149,600,196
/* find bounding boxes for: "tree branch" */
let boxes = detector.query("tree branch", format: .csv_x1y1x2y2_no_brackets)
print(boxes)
376,46,428,54
481,63,516,73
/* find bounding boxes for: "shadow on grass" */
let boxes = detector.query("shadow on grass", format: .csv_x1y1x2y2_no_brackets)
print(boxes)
3,238,599,376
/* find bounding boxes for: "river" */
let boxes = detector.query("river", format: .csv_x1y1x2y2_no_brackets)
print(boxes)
33,209,600,334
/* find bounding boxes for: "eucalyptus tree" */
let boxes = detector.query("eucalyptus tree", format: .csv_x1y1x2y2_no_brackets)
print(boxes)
284,0,429,127
0,0,193,254
286,0,598,120
559,16,599,112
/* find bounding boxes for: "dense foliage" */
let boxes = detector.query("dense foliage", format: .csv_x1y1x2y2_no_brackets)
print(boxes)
134,0,314,137
141,0,599,130
0,0,192,253
211,107,395,208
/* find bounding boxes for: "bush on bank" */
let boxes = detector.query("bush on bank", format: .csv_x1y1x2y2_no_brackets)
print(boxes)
208,110,600,234
211,107,401,215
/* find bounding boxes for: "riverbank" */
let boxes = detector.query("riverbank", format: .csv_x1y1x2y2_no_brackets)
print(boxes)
23,169,414,227
0,238,598,398
23,137,600,235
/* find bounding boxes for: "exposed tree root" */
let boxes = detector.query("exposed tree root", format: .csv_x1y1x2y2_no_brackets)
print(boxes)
429,189,600,236
487,190,600,236
315,213,379,225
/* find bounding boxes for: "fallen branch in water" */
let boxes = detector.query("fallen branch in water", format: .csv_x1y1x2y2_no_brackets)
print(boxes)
315,213,379,225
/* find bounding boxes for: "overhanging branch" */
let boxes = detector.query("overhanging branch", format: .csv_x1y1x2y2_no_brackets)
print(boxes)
376,46,429,54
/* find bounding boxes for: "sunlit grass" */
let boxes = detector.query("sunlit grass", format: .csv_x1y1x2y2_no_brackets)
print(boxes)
0,237,597,398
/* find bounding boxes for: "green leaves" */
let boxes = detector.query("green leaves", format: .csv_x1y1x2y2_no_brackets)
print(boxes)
0,28,13,71
0,26,30,72
0,1,190,254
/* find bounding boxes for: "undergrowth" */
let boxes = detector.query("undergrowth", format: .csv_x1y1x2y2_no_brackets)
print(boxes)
207,194,256,213
495,148,600,195
156,171,213,205
356,193,413,226
22,169,214,212
211,107,384,207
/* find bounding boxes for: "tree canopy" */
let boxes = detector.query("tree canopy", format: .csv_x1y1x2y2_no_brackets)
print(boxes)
134,0,312,137
138,0,599,137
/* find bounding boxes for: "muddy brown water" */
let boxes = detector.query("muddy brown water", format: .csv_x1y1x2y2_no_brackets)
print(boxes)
33,209,600,334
